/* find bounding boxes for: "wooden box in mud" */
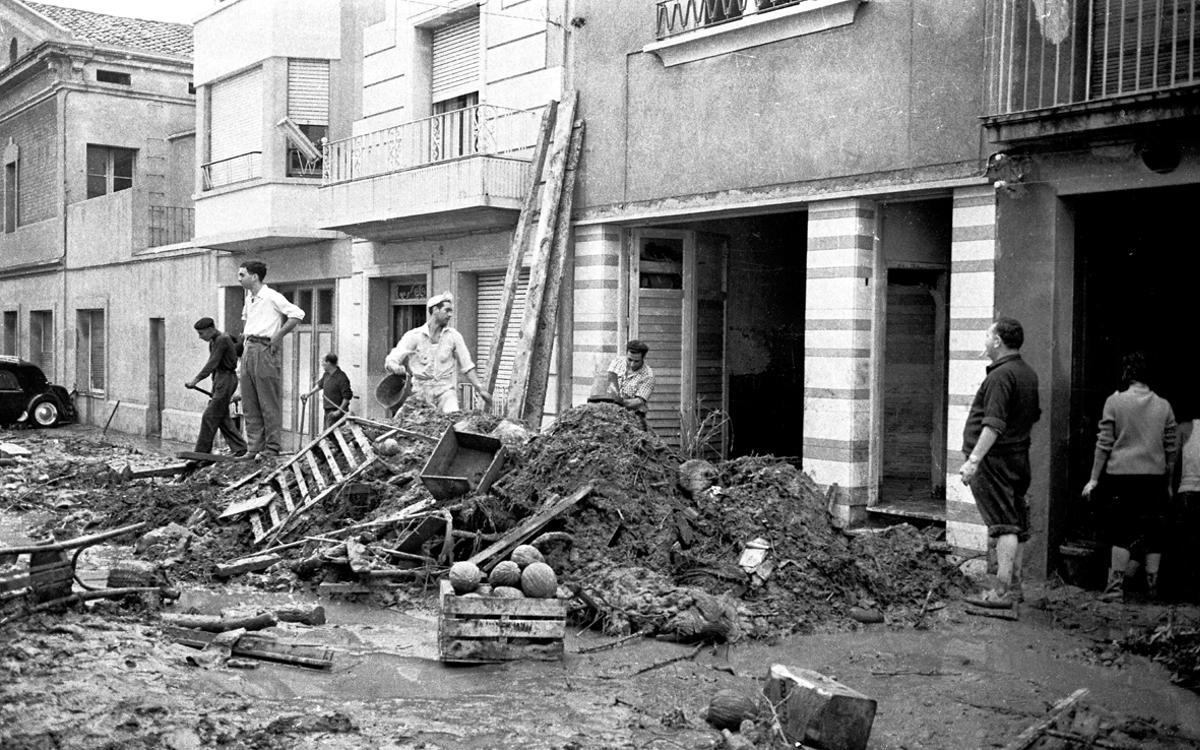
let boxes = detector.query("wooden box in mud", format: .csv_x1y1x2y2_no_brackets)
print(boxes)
420,428,507,501
437,578,565,663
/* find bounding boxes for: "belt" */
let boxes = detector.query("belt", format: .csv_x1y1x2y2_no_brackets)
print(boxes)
245,335,272,344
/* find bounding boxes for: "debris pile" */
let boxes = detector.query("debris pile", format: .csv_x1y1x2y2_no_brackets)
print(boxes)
1122,618,1200,693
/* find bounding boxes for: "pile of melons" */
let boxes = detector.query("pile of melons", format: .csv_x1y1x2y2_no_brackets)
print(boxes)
447,544,558,599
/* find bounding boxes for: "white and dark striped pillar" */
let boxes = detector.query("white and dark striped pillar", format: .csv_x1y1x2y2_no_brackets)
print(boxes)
945,185,997,552
571,225,623,406
802,198,877,525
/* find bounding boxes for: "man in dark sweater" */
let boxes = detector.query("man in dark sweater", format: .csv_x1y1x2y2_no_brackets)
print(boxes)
301,353,354,430
959,317,1041,609
186,317,248,456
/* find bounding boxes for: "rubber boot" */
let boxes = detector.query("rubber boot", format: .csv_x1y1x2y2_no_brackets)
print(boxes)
1099,568,1124,603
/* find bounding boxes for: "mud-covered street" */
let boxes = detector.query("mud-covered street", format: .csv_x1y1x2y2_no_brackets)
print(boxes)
3,417,1200,749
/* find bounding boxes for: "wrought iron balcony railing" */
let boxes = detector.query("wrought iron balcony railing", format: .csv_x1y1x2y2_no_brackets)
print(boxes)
148,205,194,247
655,0,804,39
322,104,543,186
987,0,1199,116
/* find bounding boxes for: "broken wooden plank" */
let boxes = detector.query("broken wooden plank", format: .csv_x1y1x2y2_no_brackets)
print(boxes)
764,664,877,750
263,456,383,546
275,475,296,513
161,611,278,632
249,514,266,543
333,427,359,464
128,462,192,479
273,604,326,626
466,484,592,571
163,626,334,670
218,492,276,520
1004,689,1090,750
347,422,376,460
290,462,311,500
344,537,373,574
965,604,1019,621
176,451,240,463
214,553,282,578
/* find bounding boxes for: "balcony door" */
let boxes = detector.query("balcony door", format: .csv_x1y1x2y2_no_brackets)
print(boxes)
278,284,336,448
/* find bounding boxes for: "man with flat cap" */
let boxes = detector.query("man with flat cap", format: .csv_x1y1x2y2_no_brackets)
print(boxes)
186,317,247,456
384,292,493,414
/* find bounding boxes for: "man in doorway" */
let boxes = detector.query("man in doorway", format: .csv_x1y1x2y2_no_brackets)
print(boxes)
384,292,492,414
301,353,353,430
607,339,655,430
959,317,1041,610
238,260,305,460
185,317,247,457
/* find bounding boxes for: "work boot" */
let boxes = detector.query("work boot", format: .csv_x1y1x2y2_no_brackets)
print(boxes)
1099,569,1124,603
1145,572,1159,601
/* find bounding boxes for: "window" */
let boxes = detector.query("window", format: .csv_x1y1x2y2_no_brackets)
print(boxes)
0,370,18,391
4,159,16,233
76,309,105,393
2,310,16,355
285,59,329,177
86,146,135,199
96,69,131,85
29,310,52,375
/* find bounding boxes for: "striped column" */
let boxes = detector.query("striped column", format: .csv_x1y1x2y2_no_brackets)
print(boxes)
945,185,997,553
802,199,877,526
570,225,622,406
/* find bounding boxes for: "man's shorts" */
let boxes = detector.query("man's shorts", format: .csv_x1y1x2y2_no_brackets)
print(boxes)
968,450,1031,541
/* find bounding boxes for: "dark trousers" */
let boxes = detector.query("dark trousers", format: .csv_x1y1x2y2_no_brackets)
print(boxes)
196,371,247,454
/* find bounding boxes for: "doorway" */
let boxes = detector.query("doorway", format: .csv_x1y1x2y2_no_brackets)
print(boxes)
278,284,336,448
148,318,165,437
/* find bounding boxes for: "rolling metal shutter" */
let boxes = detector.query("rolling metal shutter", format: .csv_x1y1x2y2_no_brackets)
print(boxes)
432,15,480,102
476,269,530,397
287,59,329,125
210,67,263,161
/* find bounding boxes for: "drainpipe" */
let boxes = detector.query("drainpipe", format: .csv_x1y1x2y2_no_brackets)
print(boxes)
57,53,84,398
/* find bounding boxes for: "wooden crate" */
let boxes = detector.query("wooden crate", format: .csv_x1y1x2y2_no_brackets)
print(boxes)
420,428,507,500
437,578,565,663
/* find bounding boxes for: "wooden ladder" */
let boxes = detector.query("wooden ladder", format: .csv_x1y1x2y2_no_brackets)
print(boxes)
482,90,586,425
220,416,398,545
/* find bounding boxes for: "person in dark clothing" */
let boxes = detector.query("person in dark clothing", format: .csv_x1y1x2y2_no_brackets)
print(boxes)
186,317,248,456
301,353,353,430
959,317,1041,609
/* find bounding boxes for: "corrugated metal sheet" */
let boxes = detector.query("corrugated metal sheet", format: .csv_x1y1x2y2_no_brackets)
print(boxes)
477,269,530,395
210,67,263,161
288,59,330,124
432,15,480,101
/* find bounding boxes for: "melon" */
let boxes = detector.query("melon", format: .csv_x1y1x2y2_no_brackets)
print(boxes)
375,437,401,456
510,544,544,569
448,561,482,594
475,583,493,596
520,561,558,598
704,690,758,730
492,586,525,598
488,560,521,588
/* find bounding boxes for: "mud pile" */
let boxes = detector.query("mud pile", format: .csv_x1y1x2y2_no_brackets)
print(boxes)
492,405,964,634
1123,620,1200,693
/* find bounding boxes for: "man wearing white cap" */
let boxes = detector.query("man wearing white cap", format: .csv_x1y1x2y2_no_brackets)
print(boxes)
384,292,493,413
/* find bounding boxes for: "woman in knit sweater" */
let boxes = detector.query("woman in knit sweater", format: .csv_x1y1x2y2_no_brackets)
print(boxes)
1081,352,1178,601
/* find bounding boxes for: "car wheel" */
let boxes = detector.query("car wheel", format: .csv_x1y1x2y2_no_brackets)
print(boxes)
31,399,60,427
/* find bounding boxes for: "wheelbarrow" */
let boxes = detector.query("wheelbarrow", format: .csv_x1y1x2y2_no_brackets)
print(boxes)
0,521,179,626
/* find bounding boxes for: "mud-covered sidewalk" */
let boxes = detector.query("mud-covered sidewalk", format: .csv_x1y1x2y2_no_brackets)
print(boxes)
3,423,1200,749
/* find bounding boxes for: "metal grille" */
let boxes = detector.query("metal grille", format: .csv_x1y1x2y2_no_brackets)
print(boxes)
987,0,1199,115
655,0,804,40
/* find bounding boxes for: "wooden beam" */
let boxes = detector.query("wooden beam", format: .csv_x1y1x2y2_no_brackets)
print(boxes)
523,120,585,423
483,99,559,393
1004,689,1089,750
505,91,577,421
465,483,592,572
214,552,282,577
764,664,878,750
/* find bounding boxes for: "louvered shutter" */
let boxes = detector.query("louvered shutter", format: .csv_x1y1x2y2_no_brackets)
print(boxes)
210,67,263,161
637,290,683,443
476,270,530,398
432,15,480,102
90,311,105,391
1090,1,1199,97
288,59,329,125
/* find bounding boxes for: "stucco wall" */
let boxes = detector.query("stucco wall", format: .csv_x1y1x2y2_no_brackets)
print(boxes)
571,0,986,210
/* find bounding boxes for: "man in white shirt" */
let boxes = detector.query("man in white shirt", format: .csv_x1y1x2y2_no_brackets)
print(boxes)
384,292,492,414
238,260,305,459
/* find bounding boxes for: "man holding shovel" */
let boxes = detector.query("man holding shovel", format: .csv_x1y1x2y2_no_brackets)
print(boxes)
185,317,247,457
300,353,353,430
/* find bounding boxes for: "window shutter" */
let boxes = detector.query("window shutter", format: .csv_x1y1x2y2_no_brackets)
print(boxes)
287,59,329,125
210,67,264,161
432,15,480,102
476,269,529,396
90,311,105,391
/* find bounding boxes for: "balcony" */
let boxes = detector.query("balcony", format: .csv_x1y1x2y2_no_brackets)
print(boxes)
984,0,1200,142
318,104,543,242
647,0,865,66
66,189,195,267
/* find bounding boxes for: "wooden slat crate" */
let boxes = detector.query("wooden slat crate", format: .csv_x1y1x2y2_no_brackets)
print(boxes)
438,578,565,663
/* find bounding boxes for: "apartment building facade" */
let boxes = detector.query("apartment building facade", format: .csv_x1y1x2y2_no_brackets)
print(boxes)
0,0,201,439
193,0,566,445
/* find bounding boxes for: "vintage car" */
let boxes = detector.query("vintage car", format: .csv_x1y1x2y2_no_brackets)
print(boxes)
0,356,76,427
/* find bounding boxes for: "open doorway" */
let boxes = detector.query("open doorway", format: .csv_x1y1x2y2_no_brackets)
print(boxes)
148,318,165,437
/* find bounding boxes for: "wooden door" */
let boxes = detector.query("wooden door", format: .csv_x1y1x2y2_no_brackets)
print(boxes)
279,284,336,449
148,318,165,437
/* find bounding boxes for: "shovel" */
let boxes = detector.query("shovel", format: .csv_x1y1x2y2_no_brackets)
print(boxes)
185,383,213,397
